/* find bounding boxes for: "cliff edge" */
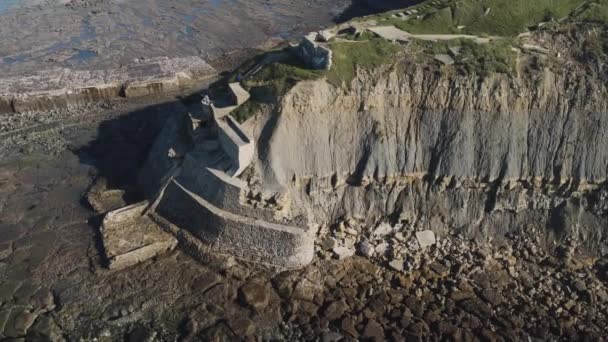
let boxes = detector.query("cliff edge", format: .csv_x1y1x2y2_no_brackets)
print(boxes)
242,21,608,256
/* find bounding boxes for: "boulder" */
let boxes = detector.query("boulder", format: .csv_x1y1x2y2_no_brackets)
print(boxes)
415,231,436,249
333,246,355,260
239,280,271,311
317,30,336,42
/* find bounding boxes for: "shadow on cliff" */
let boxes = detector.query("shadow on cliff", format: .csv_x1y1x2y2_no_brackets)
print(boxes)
255,106,283,191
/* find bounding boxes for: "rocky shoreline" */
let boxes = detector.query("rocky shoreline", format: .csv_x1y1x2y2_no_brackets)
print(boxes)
0,56,216,114
0,1,607,340
1,146,606,339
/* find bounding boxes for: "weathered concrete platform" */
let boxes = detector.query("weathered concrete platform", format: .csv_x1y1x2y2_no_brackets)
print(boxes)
100,202,178,270
0,56,216,113
368,25,493,44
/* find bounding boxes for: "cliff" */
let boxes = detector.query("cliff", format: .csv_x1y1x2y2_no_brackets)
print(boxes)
245,27,608,255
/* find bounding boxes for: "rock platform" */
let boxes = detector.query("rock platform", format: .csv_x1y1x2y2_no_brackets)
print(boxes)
0,56,216,113
100,202,178,270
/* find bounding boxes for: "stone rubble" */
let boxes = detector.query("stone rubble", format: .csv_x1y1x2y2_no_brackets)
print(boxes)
333,246,355,260
239,280,272,311
275,216,608,340
0,282,57,339
415,230,436,249
434,53,456,65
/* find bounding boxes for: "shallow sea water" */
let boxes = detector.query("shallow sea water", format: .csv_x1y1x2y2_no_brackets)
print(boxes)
0,0,352,74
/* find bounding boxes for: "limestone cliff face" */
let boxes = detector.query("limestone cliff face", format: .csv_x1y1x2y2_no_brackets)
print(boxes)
249,60,608,255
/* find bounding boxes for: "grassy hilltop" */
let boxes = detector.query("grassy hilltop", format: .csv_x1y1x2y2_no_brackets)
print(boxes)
230,0,608,123
375,0,606,36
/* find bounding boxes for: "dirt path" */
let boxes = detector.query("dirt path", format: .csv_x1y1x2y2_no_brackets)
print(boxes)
368,25,497,43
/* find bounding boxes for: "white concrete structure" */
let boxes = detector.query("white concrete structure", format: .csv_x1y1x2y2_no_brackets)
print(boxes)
368,25,494,44
228,82,251,105
216,115,255,177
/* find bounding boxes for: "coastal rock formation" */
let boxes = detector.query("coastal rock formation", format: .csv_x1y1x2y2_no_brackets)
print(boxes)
247,38,608,255
0,56,216,113
97,21,608,270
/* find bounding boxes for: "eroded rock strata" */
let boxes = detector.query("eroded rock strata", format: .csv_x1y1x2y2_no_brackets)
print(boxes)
247,49,608,256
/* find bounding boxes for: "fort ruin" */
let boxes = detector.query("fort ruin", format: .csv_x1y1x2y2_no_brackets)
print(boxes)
99,32,340,270
100,80,315,270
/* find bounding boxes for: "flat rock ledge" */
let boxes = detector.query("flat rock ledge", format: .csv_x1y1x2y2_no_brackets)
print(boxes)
100,202,178,270
0,56,216,113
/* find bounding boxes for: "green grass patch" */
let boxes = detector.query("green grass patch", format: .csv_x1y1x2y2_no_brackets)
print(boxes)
458,39,518,75
225,40,401,122
390,6,456,34
230,55,324,123
327,38,402,87
411,38,519,76
246,59,325,97
375,0,585,36
230,100,262,124
574,0,608,23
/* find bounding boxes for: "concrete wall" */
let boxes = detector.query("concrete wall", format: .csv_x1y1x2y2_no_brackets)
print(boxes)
0,96,12,113
11,93,68,113
216,116,255,177
133,79,312,269
8,84,124,112
293,36,333,70
177,155,246,210
156,180,314,269
228,82,251,106
124,78,181,98
177,155,287,224
66,84,123,107
137,115,189,198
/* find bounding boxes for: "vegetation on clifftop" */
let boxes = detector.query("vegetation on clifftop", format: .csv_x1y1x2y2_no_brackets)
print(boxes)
224,0,608,124
573,0,608,23
245,58,324,97
410,38,519,76
327,38,402,87
374,0,586,36
231,54,324,123
231,39,403,122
